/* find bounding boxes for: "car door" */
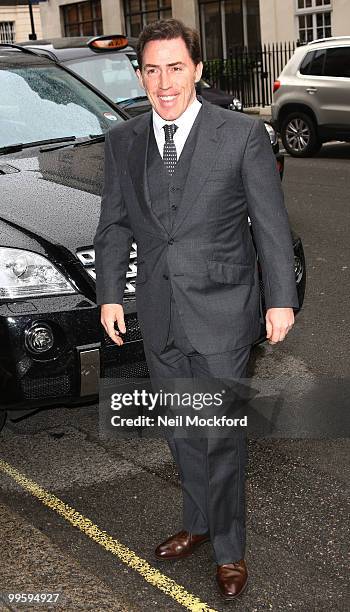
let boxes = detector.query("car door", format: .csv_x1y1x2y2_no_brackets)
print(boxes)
319,46,350,129
299,46,350,128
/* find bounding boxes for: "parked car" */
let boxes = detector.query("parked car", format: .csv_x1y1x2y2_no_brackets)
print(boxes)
0,45,305,432
20,34,244,117
272,36,350,157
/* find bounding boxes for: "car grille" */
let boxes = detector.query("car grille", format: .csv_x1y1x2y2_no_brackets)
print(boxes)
103,312,143,345
104,360,149,379
76,242,137,297
22,374,73,400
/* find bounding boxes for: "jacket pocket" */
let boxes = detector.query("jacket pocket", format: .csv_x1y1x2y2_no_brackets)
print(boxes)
207,260,254,285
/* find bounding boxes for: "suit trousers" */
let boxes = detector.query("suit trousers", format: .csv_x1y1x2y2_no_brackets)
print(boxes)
143,291,251,564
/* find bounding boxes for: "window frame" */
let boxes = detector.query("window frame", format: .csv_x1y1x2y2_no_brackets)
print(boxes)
123,0,172,38
62,0,103,38
0,21,15,44
295,0,332,43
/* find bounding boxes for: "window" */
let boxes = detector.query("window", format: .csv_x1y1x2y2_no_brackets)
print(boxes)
199,0,260,60
62,1,102,37
66,53,145,103
299,47,350,78
299,49,326,75
124,0,172,38
297,0,330,7
296,0,331,43
0,64,123,148
324,47,350,78
0,22,15,43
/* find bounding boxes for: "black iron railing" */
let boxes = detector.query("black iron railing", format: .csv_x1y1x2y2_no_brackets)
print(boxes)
203,42,296,108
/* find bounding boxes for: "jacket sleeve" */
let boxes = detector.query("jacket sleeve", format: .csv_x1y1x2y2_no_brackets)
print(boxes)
241,119,299,309
93,129,133,305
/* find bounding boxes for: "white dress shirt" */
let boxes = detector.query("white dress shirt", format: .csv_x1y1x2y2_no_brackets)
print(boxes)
152,97,202,160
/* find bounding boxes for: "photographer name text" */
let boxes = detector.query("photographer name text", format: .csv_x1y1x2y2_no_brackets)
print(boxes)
110,415,248,427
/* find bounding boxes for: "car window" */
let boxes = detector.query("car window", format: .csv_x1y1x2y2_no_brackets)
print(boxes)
299,49,326,76
65,53,145,103
324,47,350,78
0,63,123,148
299,51,314,74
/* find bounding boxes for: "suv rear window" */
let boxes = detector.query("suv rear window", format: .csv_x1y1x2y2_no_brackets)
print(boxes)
299,49,326,75
324,47,350,78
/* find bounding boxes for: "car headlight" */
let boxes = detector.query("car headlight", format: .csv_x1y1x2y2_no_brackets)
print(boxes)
229,97,243,112
264,122,278,146
0,248,77,300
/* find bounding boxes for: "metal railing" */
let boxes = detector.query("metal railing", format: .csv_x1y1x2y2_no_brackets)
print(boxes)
203,42,296,108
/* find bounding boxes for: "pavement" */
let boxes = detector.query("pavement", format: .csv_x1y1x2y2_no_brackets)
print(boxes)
0,143,349,612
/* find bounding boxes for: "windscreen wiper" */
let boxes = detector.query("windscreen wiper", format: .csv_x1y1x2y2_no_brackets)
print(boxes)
72,134,105,148
0,136,77,155
119,96,149,107
39,134,105,152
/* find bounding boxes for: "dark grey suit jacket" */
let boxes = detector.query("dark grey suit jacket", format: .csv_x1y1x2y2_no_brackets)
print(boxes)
94,99,299,355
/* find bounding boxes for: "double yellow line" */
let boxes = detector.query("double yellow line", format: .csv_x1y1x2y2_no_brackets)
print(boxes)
0,459,218,612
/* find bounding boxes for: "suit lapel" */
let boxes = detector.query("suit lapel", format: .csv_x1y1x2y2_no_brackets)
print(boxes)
127,114,170,236
171,100,226,236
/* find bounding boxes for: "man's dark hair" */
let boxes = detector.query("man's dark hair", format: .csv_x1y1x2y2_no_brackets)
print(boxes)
136,18,202,69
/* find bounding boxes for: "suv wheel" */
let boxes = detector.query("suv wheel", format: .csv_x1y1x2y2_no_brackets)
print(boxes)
281,112,321,157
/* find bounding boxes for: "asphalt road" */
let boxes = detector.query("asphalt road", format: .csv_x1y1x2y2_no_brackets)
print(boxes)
0,144,349,612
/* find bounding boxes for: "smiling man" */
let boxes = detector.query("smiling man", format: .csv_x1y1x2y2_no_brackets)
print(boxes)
94,19,298,600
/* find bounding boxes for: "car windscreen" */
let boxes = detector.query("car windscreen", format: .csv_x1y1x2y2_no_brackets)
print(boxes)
0,63,123,148
65,52,145,103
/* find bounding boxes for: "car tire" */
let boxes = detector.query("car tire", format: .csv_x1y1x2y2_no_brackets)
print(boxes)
281,112,321,157
0,410,7,433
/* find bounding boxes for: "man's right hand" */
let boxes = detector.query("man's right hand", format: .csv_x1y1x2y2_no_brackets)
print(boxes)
100,304,126,346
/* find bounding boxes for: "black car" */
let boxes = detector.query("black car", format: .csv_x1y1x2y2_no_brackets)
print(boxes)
0,46,305,431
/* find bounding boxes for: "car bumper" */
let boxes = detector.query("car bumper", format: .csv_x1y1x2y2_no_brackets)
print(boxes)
0,294,147,412
271,103,279,128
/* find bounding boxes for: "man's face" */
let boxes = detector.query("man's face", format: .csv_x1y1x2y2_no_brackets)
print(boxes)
136,37,203,121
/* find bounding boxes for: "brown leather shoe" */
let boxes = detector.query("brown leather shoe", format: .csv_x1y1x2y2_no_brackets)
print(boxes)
216,560,248,600
154,530,210,561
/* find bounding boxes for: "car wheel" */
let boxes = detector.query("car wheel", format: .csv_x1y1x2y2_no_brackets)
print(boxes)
281,112,321,157
0,410,7,433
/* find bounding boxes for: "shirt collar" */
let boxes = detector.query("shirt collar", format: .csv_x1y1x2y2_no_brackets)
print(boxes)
152,97,202,135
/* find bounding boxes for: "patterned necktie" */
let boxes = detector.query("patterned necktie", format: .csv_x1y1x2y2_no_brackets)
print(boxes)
163,124,178,175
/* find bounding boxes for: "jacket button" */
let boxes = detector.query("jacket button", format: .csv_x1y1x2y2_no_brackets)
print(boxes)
163,274,169,280
168,238,174,245
171,205,177,211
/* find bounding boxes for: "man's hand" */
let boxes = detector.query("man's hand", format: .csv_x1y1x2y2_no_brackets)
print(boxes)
100,304,126,346
265,307,294,344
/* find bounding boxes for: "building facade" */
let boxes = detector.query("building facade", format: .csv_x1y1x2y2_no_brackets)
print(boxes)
259,0,350,46
0,0,42,42
14,0,349,58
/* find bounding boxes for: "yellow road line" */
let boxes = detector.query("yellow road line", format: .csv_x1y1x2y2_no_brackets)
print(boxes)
0,459,218,612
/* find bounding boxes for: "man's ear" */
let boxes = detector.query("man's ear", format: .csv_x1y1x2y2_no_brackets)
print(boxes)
195,61,203,83
136,68,145,89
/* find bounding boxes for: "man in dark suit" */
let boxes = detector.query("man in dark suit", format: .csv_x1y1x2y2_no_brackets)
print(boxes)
94,18,298,600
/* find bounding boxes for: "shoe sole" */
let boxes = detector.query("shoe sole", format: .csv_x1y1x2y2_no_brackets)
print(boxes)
154,537,210,562
217,576,248,601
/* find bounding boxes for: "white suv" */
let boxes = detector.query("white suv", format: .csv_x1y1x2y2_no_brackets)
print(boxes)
272,37,350,157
